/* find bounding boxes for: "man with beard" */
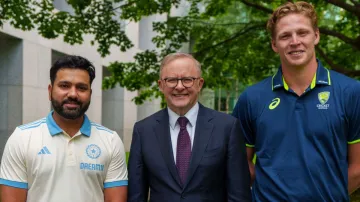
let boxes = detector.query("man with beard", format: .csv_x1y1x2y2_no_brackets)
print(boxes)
0,55,128,202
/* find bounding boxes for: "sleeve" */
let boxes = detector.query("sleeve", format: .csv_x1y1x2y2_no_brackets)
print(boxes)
127,123,149,202
232,90,255,147
227,119,252,201
104,132,128,188
0,128,28,189
347,82,360,144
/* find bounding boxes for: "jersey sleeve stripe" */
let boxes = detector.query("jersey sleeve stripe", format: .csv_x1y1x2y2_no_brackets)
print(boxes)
0,179,28,189
104,180,128,188
348,139,360,144
246,144,255,148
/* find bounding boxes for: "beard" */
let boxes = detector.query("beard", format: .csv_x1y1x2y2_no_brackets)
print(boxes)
51,96,90,120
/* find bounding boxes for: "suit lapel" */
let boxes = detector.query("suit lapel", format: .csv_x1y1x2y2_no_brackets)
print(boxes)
153,109,182,187
183,104,214,188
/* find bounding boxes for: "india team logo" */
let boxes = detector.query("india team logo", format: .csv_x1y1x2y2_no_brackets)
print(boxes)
317,91,330,109
86,144,101,159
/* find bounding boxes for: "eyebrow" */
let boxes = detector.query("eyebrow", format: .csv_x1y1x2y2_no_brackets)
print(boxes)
57,81,89,87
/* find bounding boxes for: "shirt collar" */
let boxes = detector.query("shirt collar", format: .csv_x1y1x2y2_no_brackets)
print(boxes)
168,102,199,130
272,59,331,91
46,111,92,137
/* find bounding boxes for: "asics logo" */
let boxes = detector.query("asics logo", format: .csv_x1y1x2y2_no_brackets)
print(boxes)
269,98,280,110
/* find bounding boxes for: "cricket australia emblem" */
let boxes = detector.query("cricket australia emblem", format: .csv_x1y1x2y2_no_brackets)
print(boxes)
317,91,330,109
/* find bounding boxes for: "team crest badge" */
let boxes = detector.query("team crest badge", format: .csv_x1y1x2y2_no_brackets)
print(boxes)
318,91,330,105
86,144,101,159
317,91,330,109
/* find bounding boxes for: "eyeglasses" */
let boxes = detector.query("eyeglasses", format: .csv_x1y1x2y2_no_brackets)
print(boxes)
162,77,200,88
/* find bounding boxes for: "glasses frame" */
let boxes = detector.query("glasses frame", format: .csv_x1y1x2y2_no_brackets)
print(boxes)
162,77,200,88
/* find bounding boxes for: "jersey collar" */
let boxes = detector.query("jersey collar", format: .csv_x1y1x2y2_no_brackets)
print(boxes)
272,59,331,91
46,111,91,137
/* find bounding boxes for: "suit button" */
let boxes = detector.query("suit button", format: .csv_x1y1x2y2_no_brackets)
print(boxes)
181,195,185,199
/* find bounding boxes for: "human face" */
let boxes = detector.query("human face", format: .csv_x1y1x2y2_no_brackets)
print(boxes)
158,57,204,115
271,13,319,69
48,68,92,120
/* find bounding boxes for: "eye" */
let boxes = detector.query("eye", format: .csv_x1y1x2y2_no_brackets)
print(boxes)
166,78,178,84
298,31,308,36
59,84,69,88
182,78,193,84
78,86,88,91
280,35,289,40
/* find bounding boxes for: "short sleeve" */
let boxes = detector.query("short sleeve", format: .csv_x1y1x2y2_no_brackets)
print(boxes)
232,90,255,147
104,132,128,188
0,128,28,189
347,82,360,144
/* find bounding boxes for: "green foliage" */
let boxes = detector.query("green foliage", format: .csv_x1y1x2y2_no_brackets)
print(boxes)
1,0,359,105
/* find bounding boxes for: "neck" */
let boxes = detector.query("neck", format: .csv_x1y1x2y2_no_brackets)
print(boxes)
170,102,197,116
52,112,83,137
282,59,317,96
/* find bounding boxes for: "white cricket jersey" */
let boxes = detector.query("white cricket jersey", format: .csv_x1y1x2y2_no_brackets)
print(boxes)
0,112,128,202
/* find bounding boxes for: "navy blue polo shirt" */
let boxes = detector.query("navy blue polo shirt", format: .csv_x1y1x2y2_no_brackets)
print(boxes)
233,60,360,201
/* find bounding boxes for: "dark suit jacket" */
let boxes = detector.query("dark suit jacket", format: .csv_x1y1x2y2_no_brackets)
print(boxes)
128,103,252,202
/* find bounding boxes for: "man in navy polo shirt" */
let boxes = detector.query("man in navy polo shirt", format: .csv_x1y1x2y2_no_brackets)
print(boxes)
232,1,360,201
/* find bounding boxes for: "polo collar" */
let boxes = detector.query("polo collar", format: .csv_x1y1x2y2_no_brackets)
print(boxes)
272,59,331,91
46,111,91,137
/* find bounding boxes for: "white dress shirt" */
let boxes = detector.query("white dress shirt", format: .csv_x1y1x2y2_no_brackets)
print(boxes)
168,102,199,162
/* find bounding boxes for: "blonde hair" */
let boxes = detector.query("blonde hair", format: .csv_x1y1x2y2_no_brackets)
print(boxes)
267,1,318,38
159,53,202,78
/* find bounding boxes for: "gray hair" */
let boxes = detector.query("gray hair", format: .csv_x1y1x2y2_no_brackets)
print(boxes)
159,53,202,78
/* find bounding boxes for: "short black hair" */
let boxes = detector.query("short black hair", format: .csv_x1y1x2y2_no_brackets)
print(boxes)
50,55,96,85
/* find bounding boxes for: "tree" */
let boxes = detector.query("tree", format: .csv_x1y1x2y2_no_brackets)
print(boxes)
103,0,360,104
1,0,359,105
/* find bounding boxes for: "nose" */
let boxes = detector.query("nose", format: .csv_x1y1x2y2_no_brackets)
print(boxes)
290,34,300,46
67,86,78,98
175,79,185,90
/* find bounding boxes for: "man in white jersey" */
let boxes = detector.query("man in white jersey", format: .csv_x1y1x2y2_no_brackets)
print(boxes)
0,55,128,202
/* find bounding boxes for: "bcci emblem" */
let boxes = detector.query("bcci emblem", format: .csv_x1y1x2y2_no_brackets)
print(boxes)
86,144,101,159
317,91,330,109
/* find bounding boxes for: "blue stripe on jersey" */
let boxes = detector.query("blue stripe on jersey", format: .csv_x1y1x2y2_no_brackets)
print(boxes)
18,119,46,130
91,123,113,134
0,179,28,189
104,180,128,188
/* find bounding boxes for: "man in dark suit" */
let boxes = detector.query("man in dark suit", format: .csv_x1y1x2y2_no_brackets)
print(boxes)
128,53,251,202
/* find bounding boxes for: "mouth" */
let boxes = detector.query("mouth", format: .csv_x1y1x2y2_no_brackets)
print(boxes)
172,94,188,98
63,102,80,108
288,50,304,55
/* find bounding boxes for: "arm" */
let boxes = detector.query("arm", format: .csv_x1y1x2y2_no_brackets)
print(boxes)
246,147,255,185
346,83,360,194
104,186,127,202
128,124,149,202
227,119,252,202
348,143,360,194
0,128,28,202
232,91,256,186
103,132,128,202
0,186,27,202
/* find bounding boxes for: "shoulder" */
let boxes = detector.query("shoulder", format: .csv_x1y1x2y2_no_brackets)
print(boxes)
234,77,273,110
134,108,166,127
17,117,47,131
239,77,273,101
200,105,237,123
6,118,47,147
90,122,115,135
329,70,360,94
